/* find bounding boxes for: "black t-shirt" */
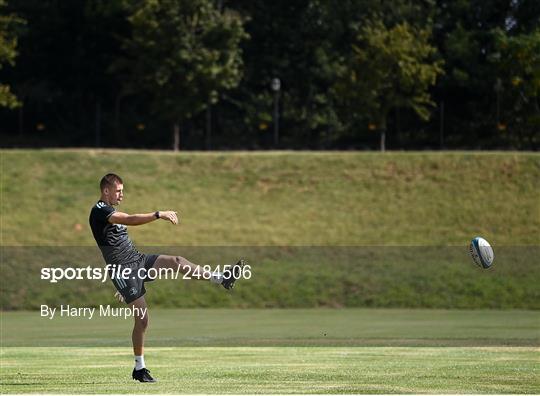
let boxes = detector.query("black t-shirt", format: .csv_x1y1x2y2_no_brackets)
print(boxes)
89,200,141,265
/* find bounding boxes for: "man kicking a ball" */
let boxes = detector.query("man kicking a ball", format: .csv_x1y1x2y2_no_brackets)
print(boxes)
89,173,244,383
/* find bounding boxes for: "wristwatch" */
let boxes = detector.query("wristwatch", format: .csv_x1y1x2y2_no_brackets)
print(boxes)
154,211,160,219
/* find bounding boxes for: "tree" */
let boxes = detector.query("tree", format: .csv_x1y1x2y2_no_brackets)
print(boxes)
3,0,130,144
491,28,540,149
0,0,23,109
431,0,540,148
118,0,247,150
334,19,444,151
231,0,436,149
230,0,347,148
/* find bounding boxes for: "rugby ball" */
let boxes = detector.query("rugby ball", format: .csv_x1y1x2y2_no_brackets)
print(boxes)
469,237,494,269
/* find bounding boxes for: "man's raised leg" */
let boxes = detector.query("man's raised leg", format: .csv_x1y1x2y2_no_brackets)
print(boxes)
152,255,244,289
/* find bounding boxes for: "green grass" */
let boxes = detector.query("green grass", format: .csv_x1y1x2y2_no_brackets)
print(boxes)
1,150,538,393
2,308,539,347
1,309,539,393
2,346,538,394
2,245,540,310
1,150,539,309
1,150,539,246
0,304,540,347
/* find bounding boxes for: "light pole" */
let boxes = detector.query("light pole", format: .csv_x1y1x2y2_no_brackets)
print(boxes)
271,77,281,147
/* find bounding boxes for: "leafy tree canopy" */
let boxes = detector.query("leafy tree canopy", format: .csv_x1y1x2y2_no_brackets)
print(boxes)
0,0,23,108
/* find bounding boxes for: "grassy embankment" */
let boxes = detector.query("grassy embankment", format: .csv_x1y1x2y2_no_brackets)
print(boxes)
1,150,539,309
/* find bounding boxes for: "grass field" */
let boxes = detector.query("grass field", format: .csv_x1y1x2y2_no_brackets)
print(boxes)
1,309,539,393
1,150,539,393
1,150,539,246
2,346,538,394
1,150,539,310
2,245,540,310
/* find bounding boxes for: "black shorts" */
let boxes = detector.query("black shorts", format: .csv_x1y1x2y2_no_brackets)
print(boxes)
110,254,159,304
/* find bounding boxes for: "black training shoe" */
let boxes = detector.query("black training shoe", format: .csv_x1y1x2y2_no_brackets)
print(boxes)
222,259,245,290
132,368,157,383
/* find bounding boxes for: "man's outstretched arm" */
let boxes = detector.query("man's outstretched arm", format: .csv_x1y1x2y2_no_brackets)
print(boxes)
109,211,178,226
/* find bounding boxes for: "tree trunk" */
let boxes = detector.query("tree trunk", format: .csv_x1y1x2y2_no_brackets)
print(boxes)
205,104,212,150
173,122,180,151
379,114,388,152
95,100,101,148
439,101,445,150
395,107,401,148
273,91,280,148
18,101,24,136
